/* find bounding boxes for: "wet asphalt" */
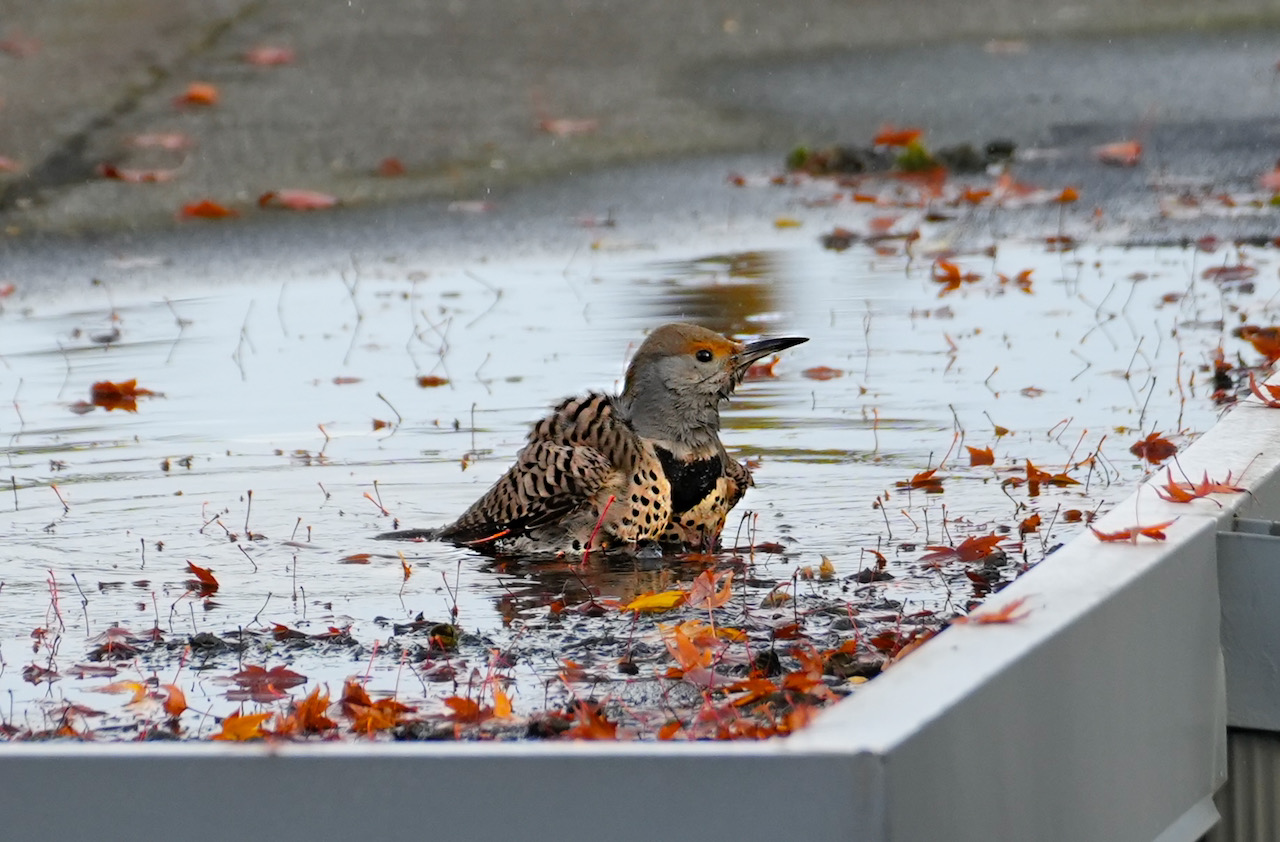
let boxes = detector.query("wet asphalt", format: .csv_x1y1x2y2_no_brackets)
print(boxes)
0,1,1278,280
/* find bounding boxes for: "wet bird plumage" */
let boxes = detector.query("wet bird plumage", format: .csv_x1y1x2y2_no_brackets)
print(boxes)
412,324,807,555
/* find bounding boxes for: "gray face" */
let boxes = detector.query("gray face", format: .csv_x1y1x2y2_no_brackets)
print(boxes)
654,347,737,403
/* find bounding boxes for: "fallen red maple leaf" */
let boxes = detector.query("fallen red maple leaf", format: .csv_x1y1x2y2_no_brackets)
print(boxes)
1249,372,1280,408
873,125,924,147
1238,326,1280,362
129,132,194,150
919,533,1005,564
1090,519,1176,543
258,189,339,211
162,684,188,718
562,701,618,740
1203,265,1258,283
231,664,307,690
896,467,944,493
174,82,219,107
966,445,995,466
537,117,599,137
90,379,157,412
244,45,296,66
97,163,179,183
953,596,1031,624
1130,432,1177,464
185,561,219,594
377,157,406,177
181,199,238,219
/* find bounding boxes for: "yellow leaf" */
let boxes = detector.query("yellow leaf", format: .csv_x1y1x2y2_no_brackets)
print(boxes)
97,680,149,704
212,711,273,741
493,685,513,719
774,217,803,229
819,555,836,580
623,589,687,613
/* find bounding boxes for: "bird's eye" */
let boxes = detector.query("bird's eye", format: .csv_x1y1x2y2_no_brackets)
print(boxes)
695,349,714,363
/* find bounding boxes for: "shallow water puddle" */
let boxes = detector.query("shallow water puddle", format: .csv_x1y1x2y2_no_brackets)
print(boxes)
0,236,1272,739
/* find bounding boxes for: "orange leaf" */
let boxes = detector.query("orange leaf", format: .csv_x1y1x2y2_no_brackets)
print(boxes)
1094,140,1142,167
443,696,485,723
1153,468,1202,504
340,679,374,712
1250,372,1280,408
661,623,714,671
185,561,219,593
1055,186,1081,203
212,711,272,741
920,533,1005,564
966,445,994,466
291,685,335,731
745,356,782,379
377,157,406,177
258,189,338,211
244,45,296,66
873,125,924,147
181,199,238,219
1019,514,1042,535
1090,519,1176,543
537,117,599,137
97,163,179,183
162,684,188,718
174,82,219,107
416,375,449,388
562,702,618,740
801,366,844,380
1238,326,1280,362
953,596,1031,624
895,467,944,493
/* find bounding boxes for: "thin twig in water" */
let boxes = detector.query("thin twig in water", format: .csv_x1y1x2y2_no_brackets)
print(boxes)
464,270,503,329
377,392,403,431
250,593,272,627
237,544,259,572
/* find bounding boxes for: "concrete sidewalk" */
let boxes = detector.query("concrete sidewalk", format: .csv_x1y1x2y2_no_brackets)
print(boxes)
1,0,1278,238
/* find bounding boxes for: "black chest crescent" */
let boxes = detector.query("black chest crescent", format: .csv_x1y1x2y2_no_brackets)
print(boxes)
655,447,724,515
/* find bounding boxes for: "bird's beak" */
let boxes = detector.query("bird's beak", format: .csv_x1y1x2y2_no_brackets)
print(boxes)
735,335,809,371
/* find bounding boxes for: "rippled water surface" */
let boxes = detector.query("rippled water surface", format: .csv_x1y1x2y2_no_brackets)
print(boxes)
1,230,1273,738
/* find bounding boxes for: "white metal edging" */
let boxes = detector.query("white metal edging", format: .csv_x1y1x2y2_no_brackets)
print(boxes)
7,386,1280,842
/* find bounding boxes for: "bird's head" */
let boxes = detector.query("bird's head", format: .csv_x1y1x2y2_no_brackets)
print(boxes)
620,323,808,450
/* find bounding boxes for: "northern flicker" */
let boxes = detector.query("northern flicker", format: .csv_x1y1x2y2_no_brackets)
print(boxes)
384,323,807,555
